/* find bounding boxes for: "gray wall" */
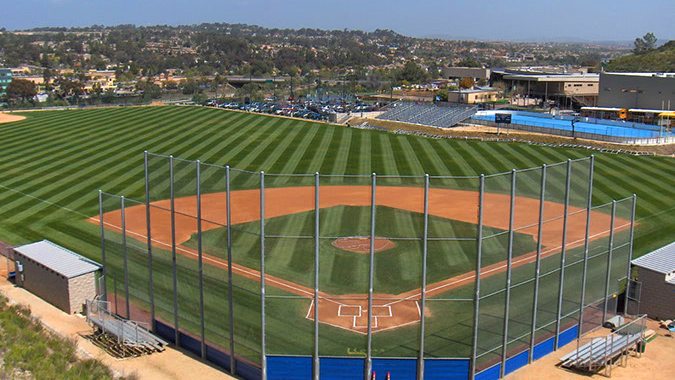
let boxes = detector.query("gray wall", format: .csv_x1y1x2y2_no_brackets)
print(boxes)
636,267,675,320
598,73,675,110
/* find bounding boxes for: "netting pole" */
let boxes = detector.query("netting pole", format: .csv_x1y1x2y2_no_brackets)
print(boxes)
144,151,156,331
121,195,130,319
624,194,637,316
417,174,430,380
500,169,517,377
260,171,267,380
313,172,320,380
528,164,546,363
98,190,107,302
365,173,376,380
577,155,594,339
602,201,617,324
196,160,206,359
554,159,572,350
170,155,180,346
226,165,236,374
469,174,485,380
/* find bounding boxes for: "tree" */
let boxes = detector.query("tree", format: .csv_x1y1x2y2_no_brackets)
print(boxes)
633,33,657,54
459,77,475,89
396,61,429,84
6,79,38,103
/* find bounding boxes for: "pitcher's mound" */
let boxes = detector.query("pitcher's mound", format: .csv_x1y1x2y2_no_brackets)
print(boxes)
332,237,396,254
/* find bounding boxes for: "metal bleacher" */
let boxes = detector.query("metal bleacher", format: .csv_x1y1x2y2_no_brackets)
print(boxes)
560,316,647,377
377,102,477,128
86,299,167,357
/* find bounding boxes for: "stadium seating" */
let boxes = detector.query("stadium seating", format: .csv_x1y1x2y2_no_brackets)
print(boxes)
377,102,477,128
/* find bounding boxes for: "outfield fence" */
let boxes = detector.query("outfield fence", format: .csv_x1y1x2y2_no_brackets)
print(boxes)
97,152,637,380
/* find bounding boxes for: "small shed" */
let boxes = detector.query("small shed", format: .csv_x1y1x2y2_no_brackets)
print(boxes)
631,241,675,320
13,240,101,314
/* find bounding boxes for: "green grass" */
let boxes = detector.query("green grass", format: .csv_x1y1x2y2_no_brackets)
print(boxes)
0,294,119,379
0,106,672,365
184,205,537,295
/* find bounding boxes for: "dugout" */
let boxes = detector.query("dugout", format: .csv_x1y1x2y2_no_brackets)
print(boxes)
631,241,675,320
13,240,101,314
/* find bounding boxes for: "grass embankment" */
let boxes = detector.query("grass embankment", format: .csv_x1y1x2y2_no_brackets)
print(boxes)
0,294,119,379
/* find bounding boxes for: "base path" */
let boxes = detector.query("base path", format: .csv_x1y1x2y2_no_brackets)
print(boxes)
100,186,627,334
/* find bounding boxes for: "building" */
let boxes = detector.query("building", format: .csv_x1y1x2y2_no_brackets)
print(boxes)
441,67,491,83
0,68,12,96
496,72,599,107
598,72,675,110
13,240,101,314
631,242,675,320
447,87,501,104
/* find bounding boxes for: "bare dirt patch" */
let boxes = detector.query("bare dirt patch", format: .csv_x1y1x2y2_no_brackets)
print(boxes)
0,113,26,124
332,236,396,254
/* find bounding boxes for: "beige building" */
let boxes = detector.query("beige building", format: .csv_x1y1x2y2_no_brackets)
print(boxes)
447,88,501,104
13,240,101,314
498,72,599,106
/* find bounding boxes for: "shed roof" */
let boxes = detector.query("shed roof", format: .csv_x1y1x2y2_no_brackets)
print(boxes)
14,240,101,279
632,241,675,275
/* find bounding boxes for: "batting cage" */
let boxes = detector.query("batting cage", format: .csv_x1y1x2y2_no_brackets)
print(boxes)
96,152,637,380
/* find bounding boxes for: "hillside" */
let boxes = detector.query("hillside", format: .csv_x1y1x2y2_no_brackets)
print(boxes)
606,40,675,72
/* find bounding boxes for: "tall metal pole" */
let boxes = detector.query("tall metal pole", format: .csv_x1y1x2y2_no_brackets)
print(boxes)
500,170,517,377
144,151,155,331
120,195,130,319
528,164,547,363
226,166,236,374
469,174,485,380
554,160,572,350
196,160,206,359
577,156,595,338
365,173,376,380
417,174,430,380
170,155,180,346
624,195,637,315
313,172,320,380
602,201,617,323
260,172,267,380
98,190,107,302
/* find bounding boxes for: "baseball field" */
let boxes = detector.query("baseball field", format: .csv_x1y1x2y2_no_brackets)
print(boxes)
0,106,673,370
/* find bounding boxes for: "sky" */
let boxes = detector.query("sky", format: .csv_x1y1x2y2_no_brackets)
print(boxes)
3,0,674,42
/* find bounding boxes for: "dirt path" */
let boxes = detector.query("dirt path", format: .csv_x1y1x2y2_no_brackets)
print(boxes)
0,112,26,124
99,186,628,333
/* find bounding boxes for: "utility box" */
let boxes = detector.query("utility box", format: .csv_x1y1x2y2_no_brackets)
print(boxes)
13,240,101,314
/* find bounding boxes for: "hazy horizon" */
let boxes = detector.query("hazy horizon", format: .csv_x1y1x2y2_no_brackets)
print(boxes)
3,0,674,42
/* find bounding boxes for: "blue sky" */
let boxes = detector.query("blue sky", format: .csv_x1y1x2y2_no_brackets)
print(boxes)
4,0,674,42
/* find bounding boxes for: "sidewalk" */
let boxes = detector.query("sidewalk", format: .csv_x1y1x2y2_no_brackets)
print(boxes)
0,275,235,380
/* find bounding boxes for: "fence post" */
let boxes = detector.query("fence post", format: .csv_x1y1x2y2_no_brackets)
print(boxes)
260,171,267,380
528,165,546,363
98,190,107,301
313,172,320,380
196,160,206,359
470,174,485,380
121,195,130,319
554,159,572,350
624,195,637,316
144,151,156,331
417,174,430,380
602,201,617,323
500,169,517,377
577,156,594,338
226,165,236,374
365,173,376,380
170,155,180,346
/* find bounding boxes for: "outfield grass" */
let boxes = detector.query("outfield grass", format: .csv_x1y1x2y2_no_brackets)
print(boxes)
0,106,671,365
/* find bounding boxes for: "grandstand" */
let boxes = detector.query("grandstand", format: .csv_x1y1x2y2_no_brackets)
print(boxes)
377,102,477,128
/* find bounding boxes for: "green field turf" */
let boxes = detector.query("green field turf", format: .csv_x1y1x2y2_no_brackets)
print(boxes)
184,205,537,295
0,106,671,365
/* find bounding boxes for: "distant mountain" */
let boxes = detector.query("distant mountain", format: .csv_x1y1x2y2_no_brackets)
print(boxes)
606,41,675,72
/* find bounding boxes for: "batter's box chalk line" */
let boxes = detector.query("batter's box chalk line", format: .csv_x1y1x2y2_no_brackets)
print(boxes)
338,304,362,317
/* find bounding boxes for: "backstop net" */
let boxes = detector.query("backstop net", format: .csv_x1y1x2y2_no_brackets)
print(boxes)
96,152,636,380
